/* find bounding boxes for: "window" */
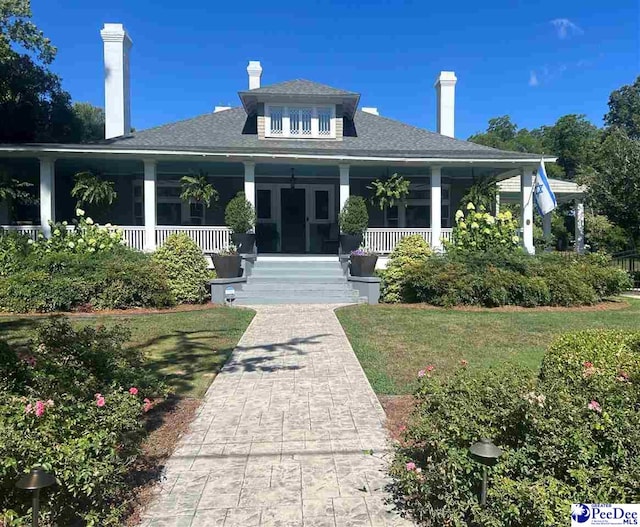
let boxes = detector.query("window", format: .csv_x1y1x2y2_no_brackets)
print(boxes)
265,105,335,138
257,189,272,220
269,106,284,135
314,190,329,220
318,107,331,136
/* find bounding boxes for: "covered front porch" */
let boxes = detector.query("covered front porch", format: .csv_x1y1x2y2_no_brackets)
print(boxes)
0,154,537,255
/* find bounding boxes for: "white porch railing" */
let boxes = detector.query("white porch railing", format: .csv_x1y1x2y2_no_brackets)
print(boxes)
120,226,146,252
0,225,41,240
1,225,451,255
155,226,232,253
365,228,453,254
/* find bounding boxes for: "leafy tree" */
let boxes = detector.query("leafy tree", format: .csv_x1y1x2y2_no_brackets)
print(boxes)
540,115,601,180
72,102,105,143
71,171,117,208
604,76,640,139
0,1,87,143
580,128,640,245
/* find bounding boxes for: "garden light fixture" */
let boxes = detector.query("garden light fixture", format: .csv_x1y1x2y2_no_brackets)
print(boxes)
469,438,502,506
15,468,56,527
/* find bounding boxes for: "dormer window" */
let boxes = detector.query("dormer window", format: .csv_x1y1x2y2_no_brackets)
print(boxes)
265,104,336,139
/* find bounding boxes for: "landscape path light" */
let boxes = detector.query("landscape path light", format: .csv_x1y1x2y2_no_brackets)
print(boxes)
15,467,56,527
469,438,502,506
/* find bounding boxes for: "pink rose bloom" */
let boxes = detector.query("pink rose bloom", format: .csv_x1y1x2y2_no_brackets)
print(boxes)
96,396,106,407
129,387,139,395
426,365,435,372
24,356,36,367
35,400,45,417
25,403,33,414
406,462,416,471
94,393,102,399
418,370,426,378
46,399,54,407
588,400,602,413
583,361,593,369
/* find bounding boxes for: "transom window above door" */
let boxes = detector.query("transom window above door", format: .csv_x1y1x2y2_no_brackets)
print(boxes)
265,105,336,139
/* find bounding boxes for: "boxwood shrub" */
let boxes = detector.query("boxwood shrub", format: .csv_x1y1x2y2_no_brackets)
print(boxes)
152,233,210,303
391,330,640,526
0,247,175,313
381,245,630,307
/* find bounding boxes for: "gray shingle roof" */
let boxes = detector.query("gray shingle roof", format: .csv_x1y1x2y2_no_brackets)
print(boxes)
238,79,359,97
102,107,535,160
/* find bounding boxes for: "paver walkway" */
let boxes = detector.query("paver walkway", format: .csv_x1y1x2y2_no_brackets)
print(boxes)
141,304,413,527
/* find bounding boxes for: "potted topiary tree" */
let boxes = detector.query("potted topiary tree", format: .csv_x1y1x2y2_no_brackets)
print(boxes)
350,246,378,277
225,191,256,254
180,171,219,224
212,243,242,278
338,195,369,254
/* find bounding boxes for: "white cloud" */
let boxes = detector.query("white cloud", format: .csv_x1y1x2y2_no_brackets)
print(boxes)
550,18,584,39
529,70,539,87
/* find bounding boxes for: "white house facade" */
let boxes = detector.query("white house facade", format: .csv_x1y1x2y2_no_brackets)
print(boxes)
0,23,553,256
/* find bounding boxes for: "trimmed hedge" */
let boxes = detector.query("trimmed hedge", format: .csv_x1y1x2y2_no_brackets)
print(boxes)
0,247,175,312
153,233,210,304
391,330,640,526
381,246,630,307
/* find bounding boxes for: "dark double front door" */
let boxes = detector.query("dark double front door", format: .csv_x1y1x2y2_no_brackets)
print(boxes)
280,188,306,253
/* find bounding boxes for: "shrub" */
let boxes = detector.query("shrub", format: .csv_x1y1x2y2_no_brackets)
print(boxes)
0,317,166,526
384,251,630,307
0,249,175,313
224,191,255,234
34,209,125,256
153,233,209,303
0,231,32,276
392,330,640,526
380,235,432,303
338,195,369,235
446,203,520,255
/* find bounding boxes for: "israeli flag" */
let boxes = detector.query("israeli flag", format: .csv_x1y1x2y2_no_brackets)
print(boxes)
533,159,557,216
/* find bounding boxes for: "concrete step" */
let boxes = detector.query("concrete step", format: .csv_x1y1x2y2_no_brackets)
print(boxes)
251,268,345,278
248,276,348,285
234,294,361,305
242,283,352,292
253,261,342,270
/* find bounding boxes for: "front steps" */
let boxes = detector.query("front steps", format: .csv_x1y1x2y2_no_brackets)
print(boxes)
234,258,363,305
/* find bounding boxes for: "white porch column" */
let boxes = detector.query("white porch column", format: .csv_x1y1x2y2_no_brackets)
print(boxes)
39,158,55,238
339,164,350,211
521,166,535,254
574,200,585,253
243,162,256,212
143,159,157,252
495,194,500,215
430,166,442,250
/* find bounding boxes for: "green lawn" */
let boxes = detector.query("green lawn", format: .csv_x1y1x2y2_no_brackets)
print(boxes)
0,307,255,398
336,298,640,395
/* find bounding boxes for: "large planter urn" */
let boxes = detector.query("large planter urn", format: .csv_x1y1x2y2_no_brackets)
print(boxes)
212,254,242,278
350,254,378,277
339,234,363,255
231,233,256,254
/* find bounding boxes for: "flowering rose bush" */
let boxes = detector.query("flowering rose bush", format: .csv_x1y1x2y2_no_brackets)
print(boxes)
0,317,167,525
446,202,521,255
391,330,640,526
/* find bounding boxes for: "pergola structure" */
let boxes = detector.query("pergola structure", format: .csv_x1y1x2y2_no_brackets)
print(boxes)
498,175,587,252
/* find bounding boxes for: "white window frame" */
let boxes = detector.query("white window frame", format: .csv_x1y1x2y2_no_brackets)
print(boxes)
265,104,336,139
383,181,451,228
133,180,205,226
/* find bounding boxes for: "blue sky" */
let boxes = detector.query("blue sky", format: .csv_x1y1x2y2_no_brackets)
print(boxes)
32,0,639,139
